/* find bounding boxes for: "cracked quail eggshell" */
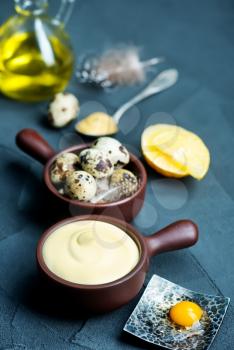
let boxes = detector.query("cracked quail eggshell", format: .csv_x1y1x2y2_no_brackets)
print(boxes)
48,92,79,128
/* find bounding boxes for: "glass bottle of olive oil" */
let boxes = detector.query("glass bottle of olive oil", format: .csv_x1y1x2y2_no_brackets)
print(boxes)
0,0,74,102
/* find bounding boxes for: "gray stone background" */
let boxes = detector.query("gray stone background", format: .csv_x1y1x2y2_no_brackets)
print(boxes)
0,0,233,349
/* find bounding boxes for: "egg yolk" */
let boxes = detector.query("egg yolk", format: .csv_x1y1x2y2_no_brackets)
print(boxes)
169,301,203,327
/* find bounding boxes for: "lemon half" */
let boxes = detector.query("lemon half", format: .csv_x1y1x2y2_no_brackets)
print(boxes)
141,124,210,180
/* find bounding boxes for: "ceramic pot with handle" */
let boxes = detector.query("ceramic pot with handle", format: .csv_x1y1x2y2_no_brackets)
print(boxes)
16,129,147,221
37,215,198,313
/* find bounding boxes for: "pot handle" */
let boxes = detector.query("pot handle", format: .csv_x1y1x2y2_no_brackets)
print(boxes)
16,129,56,165
145,220,198,257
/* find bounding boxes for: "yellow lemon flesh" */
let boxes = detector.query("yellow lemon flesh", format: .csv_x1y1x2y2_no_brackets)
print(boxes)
75,112,118,137
141,124,210,180
169,301,203,328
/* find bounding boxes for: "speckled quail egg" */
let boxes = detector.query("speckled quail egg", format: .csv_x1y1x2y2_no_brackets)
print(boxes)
64,171,97,201
50,152,79,185
48,92,79,128
92,137,130,165
110,169,138,199
79,148,114,178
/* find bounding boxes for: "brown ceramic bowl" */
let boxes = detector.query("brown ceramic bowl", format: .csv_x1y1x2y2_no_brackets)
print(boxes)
16,129,147,221
37,215,198,313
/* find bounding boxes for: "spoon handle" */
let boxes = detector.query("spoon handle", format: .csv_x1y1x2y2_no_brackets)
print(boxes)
113,68,178,124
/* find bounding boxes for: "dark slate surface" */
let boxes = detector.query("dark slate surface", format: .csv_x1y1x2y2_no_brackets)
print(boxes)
0,0,234,349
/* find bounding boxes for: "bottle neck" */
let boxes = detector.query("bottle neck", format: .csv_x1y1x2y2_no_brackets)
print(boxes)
15,0,48,16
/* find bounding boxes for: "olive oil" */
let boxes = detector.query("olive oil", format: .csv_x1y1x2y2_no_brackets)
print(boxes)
0,31,74,101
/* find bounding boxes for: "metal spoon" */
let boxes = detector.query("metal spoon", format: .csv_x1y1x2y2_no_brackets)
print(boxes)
75,69,179,137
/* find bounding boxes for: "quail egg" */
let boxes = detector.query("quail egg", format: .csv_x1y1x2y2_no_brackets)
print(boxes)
50,152,79,185
64,171,97,201
92,137,130,165
79,148,114,178
110,169,138,199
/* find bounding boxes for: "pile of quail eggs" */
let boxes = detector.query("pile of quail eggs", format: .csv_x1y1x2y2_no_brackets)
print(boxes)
50,137,139,203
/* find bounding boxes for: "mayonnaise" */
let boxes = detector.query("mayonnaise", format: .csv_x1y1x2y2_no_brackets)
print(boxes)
42,220,140,285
